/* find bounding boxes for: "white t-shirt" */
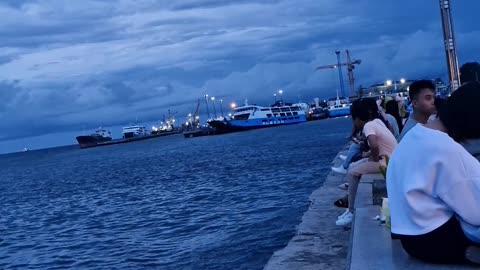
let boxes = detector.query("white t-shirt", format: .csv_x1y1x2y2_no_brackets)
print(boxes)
387,124,480,242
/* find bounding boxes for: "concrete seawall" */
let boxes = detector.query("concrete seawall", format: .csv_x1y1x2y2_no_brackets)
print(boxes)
263,150,350,270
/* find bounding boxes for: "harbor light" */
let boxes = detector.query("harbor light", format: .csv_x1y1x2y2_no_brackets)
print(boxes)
211,96,215,101
386,80,393,86
400,78,406,84
230,102,236,109
278,89,283,95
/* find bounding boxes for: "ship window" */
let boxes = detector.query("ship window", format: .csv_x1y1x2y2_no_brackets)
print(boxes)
271,108,280,113
273,113,278,117
290,106,300,111
234,113,250,120
280,113,286,117
286,112,292,116
261,108,269,111
288,117,294,120
282,117,287,120
293,112,298,115
281,107,290,112
294,116,300,119
267,114,272,117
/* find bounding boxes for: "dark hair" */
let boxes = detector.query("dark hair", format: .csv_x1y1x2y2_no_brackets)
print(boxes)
350,99,361,120
409,80,436,100
434,96,446,113
385,100,403,132
353,98,387,125
438,81,480,142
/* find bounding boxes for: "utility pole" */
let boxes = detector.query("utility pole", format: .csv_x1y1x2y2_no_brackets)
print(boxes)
439,0,461,92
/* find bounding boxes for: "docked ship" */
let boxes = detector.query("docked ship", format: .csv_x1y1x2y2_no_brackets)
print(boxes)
326,97,351,118
122,125,148,139
76,128,113,148
208,99,307,134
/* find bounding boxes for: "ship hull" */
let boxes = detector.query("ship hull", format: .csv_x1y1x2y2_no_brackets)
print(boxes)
76,135,112,148
208,115,306,134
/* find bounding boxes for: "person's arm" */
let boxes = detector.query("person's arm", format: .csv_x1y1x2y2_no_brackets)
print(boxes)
367,135,380,162
440,179,480,242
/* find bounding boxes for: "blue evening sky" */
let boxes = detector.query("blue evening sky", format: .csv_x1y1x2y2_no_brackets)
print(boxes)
0,0,479,153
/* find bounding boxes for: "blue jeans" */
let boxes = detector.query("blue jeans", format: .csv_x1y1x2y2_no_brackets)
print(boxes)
343,143,361,169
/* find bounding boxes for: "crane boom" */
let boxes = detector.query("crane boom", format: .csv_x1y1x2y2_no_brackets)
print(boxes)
315,49,361,97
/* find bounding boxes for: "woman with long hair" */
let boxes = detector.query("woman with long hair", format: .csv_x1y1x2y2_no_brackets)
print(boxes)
335,98,398,226
385,99,404,134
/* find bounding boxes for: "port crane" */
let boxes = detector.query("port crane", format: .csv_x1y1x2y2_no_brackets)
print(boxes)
315,50,361,97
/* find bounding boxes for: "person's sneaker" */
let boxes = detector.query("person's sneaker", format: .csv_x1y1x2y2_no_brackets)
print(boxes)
338,183,348,190
465,246,480,265
336,211,354,226
332,166,347,174
337,209,350,220
339,154,347,161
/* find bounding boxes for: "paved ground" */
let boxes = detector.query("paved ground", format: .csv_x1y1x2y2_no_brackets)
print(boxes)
263,151,351,270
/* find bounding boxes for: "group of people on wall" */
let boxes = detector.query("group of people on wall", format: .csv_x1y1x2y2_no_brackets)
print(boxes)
331,79,480,265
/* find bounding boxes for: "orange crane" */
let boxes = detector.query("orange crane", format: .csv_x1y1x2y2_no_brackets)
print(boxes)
316,50,361,97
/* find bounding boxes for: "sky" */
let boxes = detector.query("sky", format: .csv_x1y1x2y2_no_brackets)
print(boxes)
0,0,479,153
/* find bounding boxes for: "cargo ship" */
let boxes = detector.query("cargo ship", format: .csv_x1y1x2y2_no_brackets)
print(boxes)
76,128,113,148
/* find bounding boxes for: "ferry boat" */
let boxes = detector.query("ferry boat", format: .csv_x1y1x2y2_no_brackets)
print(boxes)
122,125,148,139
76,128,113,148
208,99,307,133
326,97,351,118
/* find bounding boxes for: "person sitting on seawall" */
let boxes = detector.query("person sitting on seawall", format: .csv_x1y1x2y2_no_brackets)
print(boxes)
332,99,368,176
384,99,404,140
397,80,437,142
386,81,480,265
335,98,398,226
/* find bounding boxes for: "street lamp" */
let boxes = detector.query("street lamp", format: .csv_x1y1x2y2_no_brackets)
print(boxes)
204,94,211,119
219,99,224,118
211,96,217,118
386,80,393,86
230,102,236,109
273,93,277,102
400,78,406,84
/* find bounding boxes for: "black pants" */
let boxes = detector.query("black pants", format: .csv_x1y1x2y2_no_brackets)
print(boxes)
398,216,478,264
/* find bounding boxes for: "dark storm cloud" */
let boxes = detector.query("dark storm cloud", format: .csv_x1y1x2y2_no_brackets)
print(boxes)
0,0,479,149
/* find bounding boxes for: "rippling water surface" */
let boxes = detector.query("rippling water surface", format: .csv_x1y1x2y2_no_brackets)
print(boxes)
0,118,349,270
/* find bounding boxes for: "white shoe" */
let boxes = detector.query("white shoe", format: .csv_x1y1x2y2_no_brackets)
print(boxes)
331,166,347,174
339,154,347,161
338,183,348,190
336,211,354,226
337,209,350,220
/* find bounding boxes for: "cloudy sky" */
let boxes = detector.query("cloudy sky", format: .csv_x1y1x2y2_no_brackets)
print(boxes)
0,0,479,153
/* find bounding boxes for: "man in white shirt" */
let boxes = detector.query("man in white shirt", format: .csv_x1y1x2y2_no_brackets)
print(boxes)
397,80,437,142
387,81,480,265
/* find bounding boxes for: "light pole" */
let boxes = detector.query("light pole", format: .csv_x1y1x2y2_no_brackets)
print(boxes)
439,0,461,92
278,89,283,102
211,96,217,119
204,94,211,119
274,93,277,102
219,99,224,118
